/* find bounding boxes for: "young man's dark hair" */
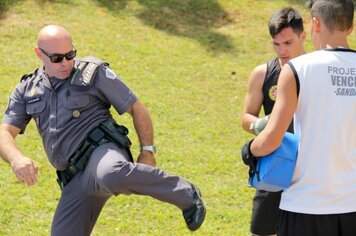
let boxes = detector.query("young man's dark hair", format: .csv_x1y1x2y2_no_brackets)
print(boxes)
268,7,304,37
305,0,317,8
306,0,354,32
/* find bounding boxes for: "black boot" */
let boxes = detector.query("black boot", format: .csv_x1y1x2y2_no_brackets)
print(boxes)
182,184,206,231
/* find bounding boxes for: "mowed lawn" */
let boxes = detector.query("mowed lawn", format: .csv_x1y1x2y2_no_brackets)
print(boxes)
0,0,355,235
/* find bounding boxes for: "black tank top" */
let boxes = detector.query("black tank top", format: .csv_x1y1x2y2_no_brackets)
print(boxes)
262,57,294,133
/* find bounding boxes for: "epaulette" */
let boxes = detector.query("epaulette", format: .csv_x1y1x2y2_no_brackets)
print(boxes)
70,56,109,86
20,68,38,82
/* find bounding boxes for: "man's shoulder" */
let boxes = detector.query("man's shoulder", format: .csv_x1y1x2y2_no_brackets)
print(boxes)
255,56,278,71
20,68,41,82
291,50,323,61
251,63,268,79
71,56,111,86
246,63,268,91
77,56,108,66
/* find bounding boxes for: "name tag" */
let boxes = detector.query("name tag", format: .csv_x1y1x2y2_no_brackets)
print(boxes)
28,97,41,104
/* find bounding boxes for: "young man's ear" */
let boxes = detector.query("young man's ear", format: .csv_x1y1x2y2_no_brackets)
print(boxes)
300,31,307,42
311,16,321,34
346,23,354,36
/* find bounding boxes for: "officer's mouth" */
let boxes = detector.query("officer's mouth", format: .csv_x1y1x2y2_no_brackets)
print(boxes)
280,56,289,61
60,69,71,75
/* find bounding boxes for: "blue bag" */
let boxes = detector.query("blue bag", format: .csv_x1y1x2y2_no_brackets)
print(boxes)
250,132,299,192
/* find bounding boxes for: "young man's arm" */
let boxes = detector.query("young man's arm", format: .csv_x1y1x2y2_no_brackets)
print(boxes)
0,124,38,186
241,64,267,134
250,64,298,156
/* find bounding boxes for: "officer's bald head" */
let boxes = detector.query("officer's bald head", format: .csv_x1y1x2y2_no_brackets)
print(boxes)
35,25,75,79
37,25,72,49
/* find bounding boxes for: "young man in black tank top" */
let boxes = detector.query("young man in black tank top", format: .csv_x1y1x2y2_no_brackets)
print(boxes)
241,7,306,236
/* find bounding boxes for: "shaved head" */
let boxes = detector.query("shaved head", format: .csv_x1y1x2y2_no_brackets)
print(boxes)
35,25,75,79
37,25,72,49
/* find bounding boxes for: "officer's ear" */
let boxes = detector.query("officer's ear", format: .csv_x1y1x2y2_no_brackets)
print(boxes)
34,47,43,60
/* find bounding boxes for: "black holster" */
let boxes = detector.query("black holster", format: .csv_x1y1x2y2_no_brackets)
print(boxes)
56,119,133,190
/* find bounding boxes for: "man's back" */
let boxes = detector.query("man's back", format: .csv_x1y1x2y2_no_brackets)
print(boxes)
280,48,356,214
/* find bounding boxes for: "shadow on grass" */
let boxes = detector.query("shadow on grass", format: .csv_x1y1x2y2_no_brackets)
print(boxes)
1,0,238,54
95,0,236,54
0,0,73,18
281,0,355,7
0,0,22,18
286,0,309,5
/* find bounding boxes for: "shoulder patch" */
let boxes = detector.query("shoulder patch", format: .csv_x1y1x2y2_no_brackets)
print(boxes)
105,68,117,80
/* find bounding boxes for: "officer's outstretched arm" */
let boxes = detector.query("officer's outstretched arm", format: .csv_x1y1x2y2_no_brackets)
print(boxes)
0,124,38,186
126,100,156,167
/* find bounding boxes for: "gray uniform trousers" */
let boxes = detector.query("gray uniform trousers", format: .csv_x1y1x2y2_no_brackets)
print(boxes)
51,142,194,236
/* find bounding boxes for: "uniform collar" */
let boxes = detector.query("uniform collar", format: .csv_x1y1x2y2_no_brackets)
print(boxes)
35,66,68,90
32,67,52,90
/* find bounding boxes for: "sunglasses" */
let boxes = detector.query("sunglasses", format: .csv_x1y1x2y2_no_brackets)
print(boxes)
39,47,77,63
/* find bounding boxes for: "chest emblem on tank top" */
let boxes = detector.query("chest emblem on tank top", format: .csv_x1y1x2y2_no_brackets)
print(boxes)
268,85,277,101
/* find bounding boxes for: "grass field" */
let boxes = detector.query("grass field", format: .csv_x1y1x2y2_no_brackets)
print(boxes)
0,0,355,235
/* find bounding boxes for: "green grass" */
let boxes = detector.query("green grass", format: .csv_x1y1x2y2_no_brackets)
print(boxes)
0,0,355,235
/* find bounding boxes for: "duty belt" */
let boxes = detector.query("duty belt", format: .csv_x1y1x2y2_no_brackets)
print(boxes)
56,120,133,190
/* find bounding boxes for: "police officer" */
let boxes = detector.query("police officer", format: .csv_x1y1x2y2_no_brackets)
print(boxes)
0,25,205,235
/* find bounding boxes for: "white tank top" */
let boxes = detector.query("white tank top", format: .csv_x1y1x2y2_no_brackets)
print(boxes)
279,48,356,214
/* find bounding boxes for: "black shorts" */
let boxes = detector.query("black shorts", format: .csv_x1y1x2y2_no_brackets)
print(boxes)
250,189,282,235
278,209,356,236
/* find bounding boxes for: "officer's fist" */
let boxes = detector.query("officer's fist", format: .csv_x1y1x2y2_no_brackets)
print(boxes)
137,151,156,167
11,156,38,186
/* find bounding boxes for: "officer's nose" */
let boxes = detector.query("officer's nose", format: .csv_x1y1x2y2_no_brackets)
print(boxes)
60,57,73,66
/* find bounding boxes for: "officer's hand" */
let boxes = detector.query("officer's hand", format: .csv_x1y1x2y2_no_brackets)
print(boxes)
137,151,156,167
241,139,257,168
11,156,38,186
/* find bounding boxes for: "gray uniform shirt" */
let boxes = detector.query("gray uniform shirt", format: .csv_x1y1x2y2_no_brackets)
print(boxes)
2,57,137,170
